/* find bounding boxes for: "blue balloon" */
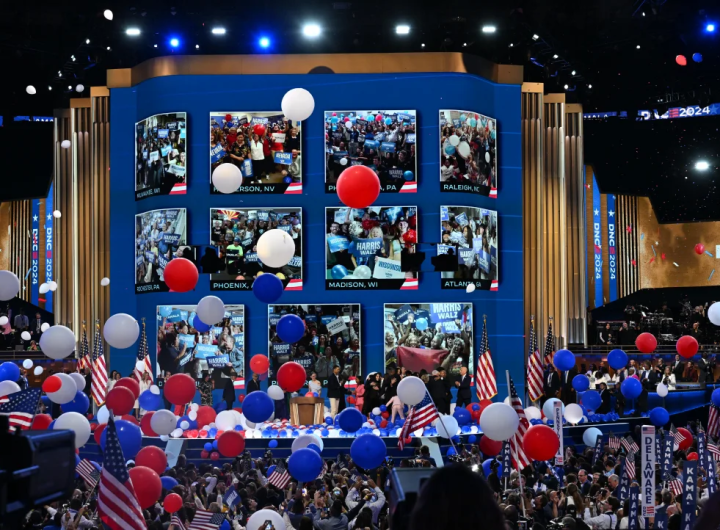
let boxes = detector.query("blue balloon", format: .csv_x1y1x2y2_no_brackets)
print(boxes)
276,314,305,344
41,396,51,407
312,392,318,397
161,476,178,490
351,433,387,469
321,429,329,437
384,118,392,125
582,390,601,411
415,318,428,331
692,53,703,63
447,447,457,456
403,171,414,181
307,443,322,454
0,361,20,382
468,435,477,443
220,520,231,530
243,391,275,423
252,273,284,304
62,391,90,414
621,377,642,400
649,407,670,427
204,442,213,452
453,407,471,426
607,349,628,370
283,176,293,184
337,408,364,431
712,388,720,407
212,440,219,450
444,144,456,155
48,420,56,430
191,314,212,333
159,306,172,317
331,117,339,124
100,420,142,458
572,375,590,392
553,349,576,371
288,448,324,482
208,428,217,438
379,405,387,413
482,458,502,478
279,430,287,438
331,264,349,280
469,118,477,127
266,464,277,477
460,114,467,121
138,389,163,411
269,440,278,449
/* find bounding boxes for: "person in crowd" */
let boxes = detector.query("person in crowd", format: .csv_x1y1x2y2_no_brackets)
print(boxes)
327,365,352,418
362,373,383,417
598,323,613,345
14,309,29,345
136,370,152,417
30,312,44,343
596,381,613,413
544,365,561,404
26,340,39,351
222,371,238,410
307,371,322,394
107,370,120,392
454,365,472,407
672,354,685,382
380,366,399,401
246,372,261,394
198,371,214,407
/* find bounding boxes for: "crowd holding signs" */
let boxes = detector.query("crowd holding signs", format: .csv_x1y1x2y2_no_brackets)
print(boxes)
135,112,187,200
134,209,188,293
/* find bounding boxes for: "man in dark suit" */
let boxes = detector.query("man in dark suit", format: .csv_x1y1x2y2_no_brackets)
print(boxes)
454,366,472,408
381,367,399,401
578,470,593,496
672,354,685,382
543,367,561,404
427,371,448,413
30,312,44,343
327,365,351,418
596,382,612,414
223,371,238,410
437,368,452,414
560,366,578,404
83,366,92,395
246,372,261,394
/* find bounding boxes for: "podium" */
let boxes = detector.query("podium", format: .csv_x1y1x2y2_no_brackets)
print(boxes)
290,397,325,426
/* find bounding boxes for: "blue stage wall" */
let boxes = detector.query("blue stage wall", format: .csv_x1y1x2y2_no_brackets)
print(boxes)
109,69,523,400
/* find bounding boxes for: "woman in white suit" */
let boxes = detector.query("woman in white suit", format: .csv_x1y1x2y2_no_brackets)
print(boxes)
660,365,676,390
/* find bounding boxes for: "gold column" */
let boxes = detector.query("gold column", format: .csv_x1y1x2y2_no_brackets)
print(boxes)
7,201,32,302
616,195,639,297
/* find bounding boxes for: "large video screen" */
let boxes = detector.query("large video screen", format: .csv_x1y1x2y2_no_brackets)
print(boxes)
210,112,302,194
384,303,474,381
439,110,497,197
135,209,188,294
156,304,245,390
324,110,417,193
135,112,187,200
325,206,418,290
209,208,302,291
439,206,498,291
267,304,361,385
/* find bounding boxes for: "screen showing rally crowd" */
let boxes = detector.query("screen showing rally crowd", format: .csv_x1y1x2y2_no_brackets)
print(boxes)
135,209,188,294
325,206,417,290
210,112,302,194
324,110,417,193
384,303,474,380
209,207,302,291
267,304,361,385
439,109,497,197
439,205,499,291
135,112,187,200
155,304,245,392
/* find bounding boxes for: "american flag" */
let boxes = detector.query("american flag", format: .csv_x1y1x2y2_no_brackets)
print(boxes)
543,319,555,365
97,417,146,530
316,460,329,480
132,320,153,384
708,406,720,440
526,318,543,402
507,373,532,470
0,388,40,430
621,436,639,454
609,433,621,451
233,378,245,390
625,452,636,480
268,465,291,490
77,322,90,372
708,443,720,461
171,515,187,530
188,509,225,530
91,320,108,406
670,425,685,451
475,315,497,400
667,478,683,496
76,458,100,489
398,390,440,450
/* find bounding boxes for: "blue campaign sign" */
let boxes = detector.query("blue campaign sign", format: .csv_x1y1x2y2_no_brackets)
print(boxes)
277,225,292,233
394,304,414,323
332,150,348,160
472,237,483,253
179,333,196,350
321,315,335,326
158,254,168,270
194,344,218,359
257,211,269,221
231,315,244,326
245,252,259,262
163,233,182,245
327,235,350,253
288,255,302,268
207,354,230,368
145,251,156,263
166,309,182,323
455,212,469,226
491,246,497,269
240,159,253,178
251,116,269,125
272,343,291,358
436,244,453,255
363,139,380,149
453,119,461,128
349,237,383,258
458,248,475,266
158,129,169,138
441,207,450,222
233,333,243,347
380,142,396,153
384,207,403,224
397,113,410,122
274,152,293,164
269,313,280,326
430,303,465,333
211,143,226,164
478,249,491,273
305,314,317,323
161,145,171,157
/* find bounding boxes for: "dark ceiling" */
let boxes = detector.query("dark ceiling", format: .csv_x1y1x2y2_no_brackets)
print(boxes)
1,0,719,116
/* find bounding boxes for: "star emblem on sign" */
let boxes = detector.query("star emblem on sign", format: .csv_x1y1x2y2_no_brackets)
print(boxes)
626,226,632,233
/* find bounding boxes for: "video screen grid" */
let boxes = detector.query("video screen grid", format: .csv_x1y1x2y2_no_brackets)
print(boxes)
135,112,187,200
135,209,188,293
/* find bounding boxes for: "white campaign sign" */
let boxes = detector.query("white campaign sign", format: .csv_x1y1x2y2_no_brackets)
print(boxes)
553,401,564,465
371,257,405,279
641,426,656,516
326,317,347,336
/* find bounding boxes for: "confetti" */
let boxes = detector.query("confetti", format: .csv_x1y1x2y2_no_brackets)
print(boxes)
641,233,645,240
655,241,659,246
631,259,637,267
705,250,714,257
626,226,633,233
673,262,679,267
709,269,715,281
651,245,656,256
649,257,655,264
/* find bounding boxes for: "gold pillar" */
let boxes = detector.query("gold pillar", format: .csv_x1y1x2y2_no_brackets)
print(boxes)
616,194,639,297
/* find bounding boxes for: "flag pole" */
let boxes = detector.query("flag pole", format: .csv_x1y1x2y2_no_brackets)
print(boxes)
506,369,526,518
424,392,460,458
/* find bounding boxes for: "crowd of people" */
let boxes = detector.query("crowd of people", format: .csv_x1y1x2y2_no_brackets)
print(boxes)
135,209,187,287
439,110,497,192
439,206,499,283
136,113,187,195
0,308,49,350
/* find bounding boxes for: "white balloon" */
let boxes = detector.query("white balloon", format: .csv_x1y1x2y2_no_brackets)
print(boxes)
212,163,243,193
171,428,183,438
97,405,110,424
542,398,565,419
135,360,145,372
47,373,78,404
103,9,113,20
524,406,542,421
40,325,76,359
247,509,286,530
33,366,43,376
448,134,460,147
0,316,7,325
485,151,491,164
372,407,381,416
434,415,460,438
69,372,86,394
180,420,190,430
41,322,50,332
457,141,471,158
466,283,476,293
267,385,284,400
48,281,58,291
503,397,510,405
76,84,84,93
61,140,71,149
709,302,720,326
281,88,315,122
190,403,199,412
22,359,33,369
583,427,603,447
188,411,198,421
342,274,356,280
26,85,37,95
372,428,381,436
257,229,296,268
100,277,110,286
197,296,225,326
397,376,426,406
246,420,256,430
39,283,50,294
150,385,160,395
54,412,91,448
0,271,20,301
0,381,21,397
103,313,139,349
53,210,62,217
160,435,169,442
216,410,237,431
230,409,243,427
340,157,348,166
564,403,583,424
292,434,323,452
21,331,31,341
328,429,340,438
656,383,668,398
151,409,178,435
479,403,520,441
354,265,371,279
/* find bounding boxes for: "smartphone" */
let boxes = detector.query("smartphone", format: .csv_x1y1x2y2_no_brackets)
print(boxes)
302,488,307,496
518,521,528,530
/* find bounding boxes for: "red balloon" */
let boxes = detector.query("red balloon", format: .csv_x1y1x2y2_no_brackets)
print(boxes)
94,423,107,445
225,114,233,123
252,124,266,137
141,412,158,436
305,391,314,397
523,425,560,462
380,420,388,428
381,411,390,419
404,437,412,445
676,335,698,359
215,430,225,438
42,375,62,393
375,114,383,122
136,445,167,475
121,414,140,426
238,395,245,403
115,378,141,399
336,166,380,208
677,428,693,451
676,55,687,66
332,112,337,117
163,258,199,293
250,354,269,374
164,374,196,405
694,243,705,255
277,362,306,392
31,413,53,430
200,450,210,459
471,410,481,421
105,386,135,415
195,405,217,428
187,429,199,439
199,429,208,438
217,430,245,457
164,492,183,513
402,229,416,244
635,332,657,354
348,396,356,404
128,466,162,509
687,452,698,461
344,117,350,122
479,435,502,456
210,451,220,461
478,399,494,417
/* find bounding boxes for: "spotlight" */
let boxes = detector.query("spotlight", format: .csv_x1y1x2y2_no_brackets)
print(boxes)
532,34,539,40
421,43,425,48
26,85,36,95
642,11,646,16
396,25,410,35
103,9,113,20
706,23,716,32
170,38,180,48
71,55,76,61
564,84,569,89
154,44,158,48
48,86,52,91
571,70,576,75
58,71,62,77
463,42,467,47
553,54,558,59
303,23,321,38
481,25,496,33
509,43,514,47
126,28,141,36
695,161,710,170
195,44,199,49
107,46,111,51
588,84,592,89
67,85,72,90
636,45,641,49
211,27,226,35
86,39,90,44
257,37,270,48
